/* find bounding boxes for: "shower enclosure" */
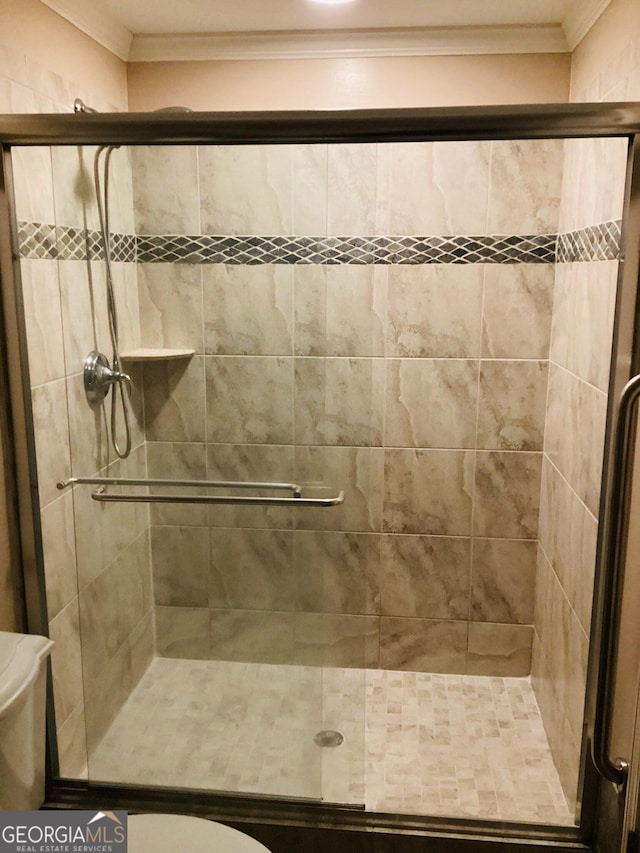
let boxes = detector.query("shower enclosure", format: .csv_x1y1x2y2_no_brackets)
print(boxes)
1,104,640,853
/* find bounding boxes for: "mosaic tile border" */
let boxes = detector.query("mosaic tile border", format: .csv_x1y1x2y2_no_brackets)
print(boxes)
556,219,622,263
18,222,136,262
17,220,622,265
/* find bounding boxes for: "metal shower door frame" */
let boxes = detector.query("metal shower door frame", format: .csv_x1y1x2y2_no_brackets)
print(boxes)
2,103,640,852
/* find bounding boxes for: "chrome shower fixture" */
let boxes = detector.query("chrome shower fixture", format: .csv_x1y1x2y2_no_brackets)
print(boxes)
73,98,98,114
84,351,131,406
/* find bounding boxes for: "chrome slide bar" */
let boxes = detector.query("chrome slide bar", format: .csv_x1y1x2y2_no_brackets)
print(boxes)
56,476,344,507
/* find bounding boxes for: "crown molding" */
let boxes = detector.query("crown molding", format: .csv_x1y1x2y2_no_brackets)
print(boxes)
128,25,569,63
40,0,132,61
562,0,612,50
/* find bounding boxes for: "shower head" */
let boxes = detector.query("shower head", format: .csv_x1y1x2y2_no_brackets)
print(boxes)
73,98,98,114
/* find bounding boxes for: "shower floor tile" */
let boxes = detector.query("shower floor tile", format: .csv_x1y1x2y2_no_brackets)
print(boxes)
89,658,574,825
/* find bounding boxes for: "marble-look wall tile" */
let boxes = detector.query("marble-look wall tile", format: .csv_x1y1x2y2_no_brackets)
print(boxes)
210,527,294,611
578,381,606,509
109,262,140,355
385,141,491,235
12,146,55,223
151,525,209,607
292,144,328,235
488,140,563,234
327,144,378,235
131,146,200,234
56,701,88,779
199,145,292,235
481,265,554,360
204,264,292,356
380,535,470,620
31,378,71,507
294,357,385,447
533,545,554,653
551,261,617,392
470,539,536,624
207,444,294,530
206,356,293,445
84,638,134,756
530,634,579,811
294,531,380,615
66,372,110,476
138,263,203,353
467,623,532,677
559,137,626,232
294,613,379,668
295,446,384,533
210,609,295,664
473,452,541,539
548,261,571,371
379,617,467,673
476,361,548,451
20,259,65,386
73,482,124,590
294,266,387,357
58,260,110,378
49,598,84,724
79,532,152,678
147,441,209,527
538,458,597,633
544,365,607,516
387,266,484,358
41,492,77,620
108,146,136,235
383,449,474,536
384,359,478,449
51,145,100,230
143,356,206,442
129,610,155,689
72,455,146,592
155,605,211,659
540,568,589,742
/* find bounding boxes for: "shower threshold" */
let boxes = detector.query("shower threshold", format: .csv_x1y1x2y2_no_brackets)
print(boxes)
88,658,573,826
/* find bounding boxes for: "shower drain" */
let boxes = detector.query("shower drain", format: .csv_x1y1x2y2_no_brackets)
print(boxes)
313,729,344,748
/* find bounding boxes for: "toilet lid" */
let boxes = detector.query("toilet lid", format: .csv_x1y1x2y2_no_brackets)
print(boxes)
128,814,271,853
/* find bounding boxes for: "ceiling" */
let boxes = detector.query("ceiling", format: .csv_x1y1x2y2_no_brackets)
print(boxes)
41,0,612,63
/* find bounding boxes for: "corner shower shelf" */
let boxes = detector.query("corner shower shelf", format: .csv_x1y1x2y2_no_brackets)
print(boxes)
119,348,195,362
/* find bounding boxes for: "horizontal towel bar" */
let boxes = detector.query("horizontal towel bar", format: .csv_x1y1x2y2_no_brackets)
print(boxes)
57,476,302,497
90,485,345,507
56,476,344,507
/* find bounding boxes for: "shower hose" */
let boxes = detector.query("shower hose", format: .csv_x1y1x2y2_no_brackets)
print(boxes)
94,144,132,460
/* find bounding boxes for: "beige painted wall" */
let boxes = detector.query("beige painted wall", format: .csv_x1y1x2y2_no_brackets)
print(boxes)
0,0,127,110
127,53,570,112
571,0,640,101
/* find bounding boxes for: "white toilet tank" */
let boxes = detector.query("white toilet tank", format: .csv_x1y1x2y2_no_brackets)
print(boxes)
0,631,54,810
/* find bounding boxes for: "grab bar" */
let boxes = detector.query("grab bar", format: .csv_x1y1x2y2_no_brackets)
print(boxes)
591,373,640,788
56,476,344,508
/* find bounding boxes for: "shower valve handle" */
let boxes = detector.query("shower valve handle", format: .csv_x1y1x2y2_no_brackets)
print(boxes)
84,351,131,405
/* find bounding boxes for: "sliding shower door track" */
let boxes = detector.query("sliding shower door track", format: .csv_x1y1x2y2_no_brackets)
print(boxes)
45,780,587,853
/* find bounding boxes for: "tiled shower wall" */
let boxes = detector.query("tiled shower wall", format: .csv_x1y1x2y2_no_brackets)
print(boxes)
15,139,154,779
131,140,564,675
531,0,640,804
532,132,629,806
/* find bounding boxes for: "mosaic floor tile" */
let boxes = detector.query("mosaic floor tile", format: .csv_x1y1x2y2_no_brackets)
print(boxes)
89,659,574,825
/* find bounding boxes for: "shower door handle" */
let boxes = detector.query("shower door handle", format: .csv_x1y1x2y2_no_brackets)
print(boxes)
591,373,640,787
